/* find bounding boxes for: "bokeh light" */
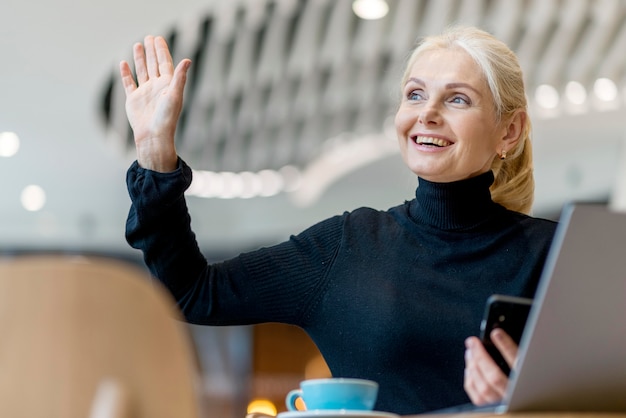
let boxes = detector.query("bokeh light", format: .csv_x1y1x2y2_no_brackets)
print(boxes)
21,185,46,212
352,0,389,20
0,131,20,157
535,84,560,109
247,398,277,416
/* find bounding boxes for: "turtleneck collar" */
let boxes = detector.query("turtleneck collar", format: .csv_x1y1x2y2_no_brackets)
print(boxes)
409,170,500,231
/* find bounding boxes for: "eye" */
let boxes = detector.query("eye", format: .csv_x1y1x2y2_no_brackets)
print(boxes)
450,94,470,105
407,89,425,101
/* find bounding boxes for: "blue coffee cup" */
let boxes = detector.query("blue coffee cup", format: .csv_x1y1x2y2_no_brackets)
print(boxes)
285,378,378,411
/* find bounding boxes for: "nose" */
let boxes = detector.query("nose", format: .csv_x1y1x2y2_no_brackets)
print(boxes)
418,102,442,126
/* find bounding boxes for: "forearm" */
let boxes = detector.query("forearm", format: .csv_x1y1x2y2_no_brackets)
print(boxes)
125,157,346,326
125,159,206,300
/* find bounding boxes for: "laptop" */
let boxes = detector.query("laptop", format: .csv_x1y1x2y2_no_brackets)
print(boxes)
426,202,626,415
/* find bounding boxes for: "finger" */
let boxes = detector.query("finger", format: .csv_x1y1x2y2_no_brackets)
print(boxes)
464,367,493,405
463,343,483,404
471,340,508,398
119,61,137,96
155,36,175,77
133,42,148,85
464,338,493,404
465,358,498,404
143,35,159,78
171,59,192,93
491,328,519,369
467,372,503,405
475,357,508,400
464,337,507,404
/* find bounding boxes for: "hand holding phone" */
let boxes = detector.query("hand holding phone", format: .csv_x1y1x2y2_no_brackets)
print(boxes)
479,294,533,376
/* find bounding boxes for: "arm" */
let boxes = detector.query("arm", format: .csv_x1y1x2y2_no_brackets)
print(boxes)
121,36,350,329
121,36,345,327
121,35,207,304
126,165,344,326
463,329,518,405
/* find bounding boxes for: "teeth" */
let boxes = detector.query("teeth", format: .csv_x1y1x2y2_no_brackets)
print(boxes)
415,136,452,147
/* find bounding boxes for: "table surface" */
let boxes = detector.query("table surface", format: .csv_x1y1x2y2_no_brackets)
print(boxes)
248,412,626,418
407,414,626,418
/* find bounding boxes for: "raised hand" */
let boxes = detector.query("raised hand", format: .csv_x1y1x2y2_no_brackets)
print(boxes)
119,35,191,172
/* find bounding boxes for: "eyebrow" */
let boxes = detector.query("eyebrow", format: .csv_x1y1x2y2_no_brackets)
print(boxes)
406,77,483,96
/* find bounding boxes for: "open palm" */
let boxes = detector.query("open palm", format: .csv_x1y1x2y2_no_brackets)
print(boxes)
119,35,190,172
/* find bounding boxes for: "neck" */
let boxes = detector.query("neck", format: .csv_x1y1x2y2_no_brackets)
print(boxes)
410,171,498,230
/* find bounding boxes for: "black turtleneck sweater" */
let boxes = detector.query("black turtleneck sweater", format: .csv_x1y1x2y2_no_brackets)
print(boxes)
126,159,557,415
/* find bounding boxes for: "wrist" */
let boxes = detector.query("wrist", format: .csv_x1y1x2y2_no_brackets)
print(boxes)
136,140,178,172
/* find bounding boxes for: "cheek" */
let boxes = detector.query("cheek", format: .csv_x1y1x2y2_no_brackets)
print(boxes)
394,108,413,135
462,120,500,153
394,110,410,154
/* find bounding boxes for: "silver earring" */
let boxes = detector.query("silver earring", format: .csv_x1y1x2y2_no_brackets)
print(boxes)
500,149,507,160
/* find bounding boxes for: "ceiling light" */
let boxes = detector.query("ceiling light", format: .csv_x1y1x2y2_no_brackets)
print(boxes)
352,0,389,20
187,168,294,199
534,84,559,109
0,131,20,157
564,81,587,105
258,169,284,197
21,185,46,212
594,77,618,102
290,134,398,207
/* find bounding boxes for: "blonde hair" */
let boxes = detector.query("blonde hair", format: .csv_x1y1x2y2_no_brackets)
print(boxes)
401,26,534,214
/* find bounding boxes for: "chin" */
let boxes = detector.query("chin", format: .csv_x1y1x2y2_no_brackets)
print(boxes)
407,164,444,181
413,169,461,183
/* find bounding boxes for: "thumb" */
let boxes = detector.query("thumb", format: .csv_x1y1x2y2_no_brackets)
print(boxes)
171,59,192,93
492,328,519,369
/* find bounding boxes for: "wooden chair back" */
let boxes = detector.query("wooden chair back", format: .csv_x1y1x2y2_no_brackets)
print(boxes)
0,255,202,418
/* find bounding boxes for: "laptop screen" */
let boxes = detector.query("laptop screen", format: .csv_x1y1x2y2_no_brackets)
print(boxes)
504,203,626,412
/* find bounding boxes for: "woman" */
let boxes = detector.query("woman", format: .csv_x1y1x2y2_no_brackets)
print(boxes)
120,26,557,414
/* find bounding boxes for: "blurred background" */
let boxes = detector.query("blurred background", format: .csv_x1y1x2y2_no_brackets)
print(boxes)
2,0,626,416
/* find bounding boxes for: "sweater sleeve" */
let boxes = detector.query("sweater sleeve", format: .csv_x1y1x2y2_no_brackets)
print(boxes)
125,158,344,326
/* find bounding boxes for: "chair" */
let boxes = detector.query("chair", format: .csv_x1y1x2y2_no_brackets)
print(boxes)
0,255,203,418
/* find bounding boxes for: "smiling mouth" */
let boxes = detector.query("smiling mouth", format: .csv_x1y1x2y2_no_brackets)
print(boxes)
413,136,452,147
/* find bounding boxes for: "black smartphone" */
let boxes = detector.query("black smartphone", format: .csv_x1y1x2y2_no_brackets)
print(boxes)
479,294,533,376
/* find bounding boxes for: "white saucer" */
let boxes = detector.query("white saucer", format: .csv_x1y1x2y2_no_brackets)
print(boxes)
277,410,399,418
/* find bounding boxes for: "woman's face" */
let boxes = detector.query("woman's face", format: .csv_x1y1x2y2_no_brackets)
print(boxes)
395,48,510,183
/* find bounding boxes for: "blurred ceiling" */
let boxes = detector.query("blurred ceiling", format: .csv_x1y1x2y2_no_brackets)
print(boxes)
2,0,626,255
101,0,626,205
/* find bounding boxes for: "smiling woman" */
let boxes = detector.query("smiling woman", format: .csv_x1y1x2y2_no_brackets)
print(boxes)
395,49,510,185
396,27,534,214
119,26,557,415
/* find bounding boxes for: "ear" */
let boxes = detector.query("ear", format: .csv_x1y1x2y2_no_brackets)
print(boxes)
498,110,526,154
